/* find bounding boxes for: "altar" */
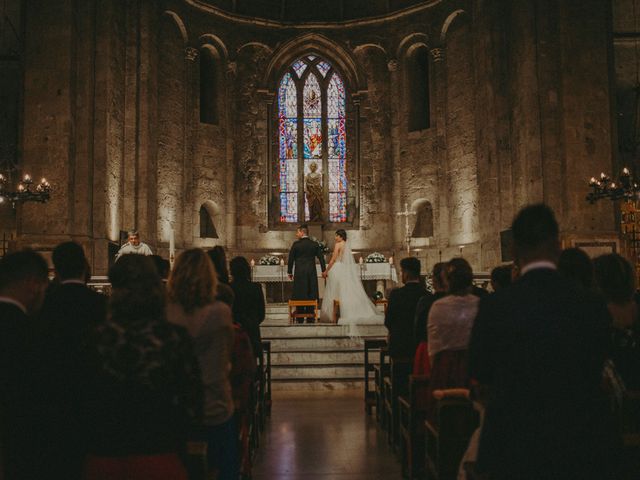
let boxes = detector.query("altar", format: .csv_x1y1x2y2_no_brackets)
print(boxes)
251,262,397,302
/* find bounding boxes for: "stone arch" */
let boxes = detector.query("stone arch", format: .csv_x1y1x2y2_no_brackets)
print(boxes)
353,43,387,57
262,33,365,93
199,34,229,61
440,9,468,44
162,11,188,46
411,199,434,238
238,41,274,55
199,200,221,239
396,32,429,59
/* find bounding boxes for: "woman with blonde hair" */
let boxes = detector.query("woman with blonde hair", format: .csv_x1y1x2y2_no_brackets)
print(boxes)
166,249,238,480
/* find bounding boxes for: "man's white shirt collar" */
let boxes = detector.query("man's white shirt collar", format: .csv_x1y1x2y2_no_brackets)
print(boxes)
0,297,27,314
520,260,557,276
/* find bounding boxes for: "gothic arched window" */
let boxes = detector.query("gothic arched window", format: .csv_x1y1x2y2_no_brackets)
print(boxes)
200,48,218,124
277,56,347,223
407,46,430,131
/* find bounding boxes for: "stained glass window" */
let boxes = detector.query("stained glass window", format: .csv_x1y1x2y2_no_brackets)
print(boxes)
277,57,348,223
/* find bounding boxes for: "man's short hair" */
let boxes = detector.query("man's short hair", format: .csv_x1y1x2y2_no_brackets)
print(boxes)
400,257,421,278
0,249,49,291
511,204,559,251
491,264,513,291
127,230,139,238
297,224,309,235
52,241,87,280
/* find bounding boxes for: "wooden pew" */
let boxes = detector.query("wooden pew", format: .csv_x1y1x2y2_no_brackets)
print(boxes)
398,374,430,479
364,338,387,415
382,357,413,448
424,389,479,480
261,340,272,418
288,299,319,324
373,345,389,425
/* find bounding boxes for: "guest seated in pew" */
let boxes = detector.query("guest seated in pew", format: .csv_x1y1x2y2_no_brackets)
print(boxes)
489,264,512,293
167,248,238,480
37,242,107,480
558,247,594,291
414,262,447,343
82,255,202,480
230,256,266,359
385,256,429,361
424,258,478,415
208,246,235,307
469,204,619,480
0,250,49,480
594,253,640,391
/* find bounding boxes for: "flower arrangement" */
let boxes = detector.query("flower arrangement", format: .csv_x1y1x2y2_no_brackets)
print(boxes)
258,255,281,266
311,237,330,255
365,252,386,263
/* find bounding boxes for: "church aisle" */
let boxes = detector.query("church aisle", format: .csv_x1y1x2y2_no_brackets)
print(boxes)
252,390,403,479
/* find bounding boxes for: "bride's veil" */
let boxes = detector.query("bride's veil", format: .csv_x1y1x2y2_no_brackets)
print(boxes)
341,240,356,266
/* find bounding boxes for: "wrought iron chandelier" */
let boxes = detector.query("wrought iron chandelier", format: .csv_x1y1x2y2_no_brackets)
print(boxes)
586,168,640,203
0,174,51,207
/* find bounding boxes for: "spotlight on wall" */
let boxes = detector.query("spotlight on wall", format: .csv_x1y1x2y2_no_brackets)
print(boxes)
0,173,51,208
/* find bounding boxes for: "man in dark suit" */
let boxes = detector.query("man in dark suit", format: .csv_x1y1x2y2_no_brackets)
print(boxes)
287,224,326,322
0,250,49,480
414,261,446,342
37,242,107,479
469,204,618,479
385,256,429,360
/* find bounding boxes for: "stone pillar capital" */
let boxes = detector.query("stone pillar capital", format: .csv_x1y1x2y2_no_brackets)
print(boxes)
387,59,399,72
226,61,237,77
430,47,444,63
185,47,199,62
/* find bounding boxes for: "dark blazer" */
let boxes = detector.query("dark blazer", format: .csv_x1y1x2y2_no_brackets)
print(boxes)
469,268,617,479
385,282,429,359
231,279,266,357
37,283,107,479
0,301,35,479
287,237,326,301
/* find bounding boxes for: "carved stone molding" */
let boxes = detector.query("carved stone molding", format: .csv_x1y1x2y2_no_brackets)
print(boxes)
387,59,399,72
430,47,444,63
226,61,237,77
185,47,199,61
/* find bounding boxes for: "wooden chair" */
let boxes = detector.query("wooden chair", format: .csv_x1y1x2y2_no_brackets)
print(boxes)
382,357,413,449
261,341,272,417
288,299,318,324
364,338,387,415
185,440,208,480
398,375,430,479
424,389,480,480
333,299,340,324
374,298,389,315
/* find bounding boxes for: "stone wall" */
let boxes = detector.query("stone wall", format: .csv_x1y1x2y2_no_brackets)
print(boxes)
14,0,621,274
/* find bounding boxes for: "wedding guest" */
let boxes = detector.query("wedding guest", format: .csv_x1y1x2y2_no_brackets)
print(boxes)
558,247,594,290
230,256,266,358
38,242,107,479
385,257,429,360
0,250,49,480
469,204,617,479
167,249,238,480
83,255,202,480
414,262,446,342
490,264,512,292
593,253,640,390
208,246,235,307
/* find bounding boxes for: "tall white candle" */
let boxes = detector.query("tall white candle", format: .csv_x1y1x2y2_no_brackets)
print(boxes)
169,227,175,265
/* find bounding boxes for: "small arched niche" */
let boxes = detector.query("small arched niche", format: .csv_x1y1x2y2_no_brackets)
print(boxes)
199,201,220,239
411,199,434,238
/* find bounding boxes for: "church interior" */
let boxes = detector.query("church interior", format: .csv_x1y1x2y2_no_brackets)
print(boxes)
1,0,640,479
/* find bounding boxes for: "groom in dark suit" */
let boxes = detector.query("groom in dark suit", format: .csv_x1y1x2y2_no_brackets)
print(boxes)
287,224,326,321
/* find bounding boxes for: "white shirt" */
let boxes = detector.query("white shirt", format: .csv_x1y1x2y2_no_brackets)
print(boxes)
115,242,153,260
0,296,27,314
520,260,557,276
427,294,480,358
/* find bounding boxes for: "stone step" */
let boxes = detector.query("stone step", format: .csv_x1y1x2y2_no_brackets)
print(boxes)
271,364,362,379
271,379,365,391
271,349,377,365
262,324,387,338
265,336,366,350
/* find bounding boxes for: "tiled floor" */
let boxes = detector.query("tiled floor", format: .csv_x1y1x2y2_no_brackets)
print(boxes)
252,389,403,479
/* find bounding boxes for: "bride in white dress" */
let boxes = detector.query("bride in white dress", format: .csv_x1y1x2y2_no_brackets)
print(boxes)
320,229,384,329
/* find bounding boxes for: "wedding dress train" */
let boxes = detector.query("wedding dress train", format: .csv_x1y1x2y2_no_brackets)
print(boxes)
320,241,384,333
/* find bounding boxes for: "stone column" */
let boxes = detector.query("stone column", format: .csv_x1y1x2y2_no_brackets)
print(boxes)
387,58,404,249
225,60,238,247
